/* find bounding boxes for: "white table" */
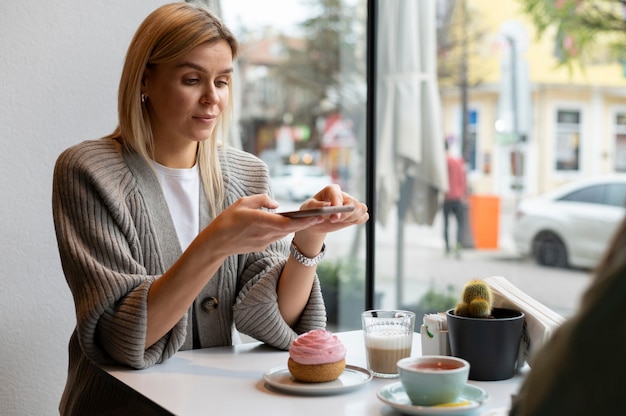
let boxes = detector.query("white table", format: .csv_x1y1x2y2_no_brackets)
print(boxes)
102,330,524,415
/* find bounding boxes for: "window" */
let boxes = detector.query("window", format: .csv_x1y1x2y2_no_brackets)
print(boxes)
221,0,369,331
560,184,605,205
614,113,626,172
606,183,626,207
560,183,626,207
555,109,581,171
223,0,600,332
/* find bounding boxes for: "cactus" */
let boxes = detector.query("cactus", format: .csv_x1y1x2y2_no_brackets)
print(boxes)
454,279,494,318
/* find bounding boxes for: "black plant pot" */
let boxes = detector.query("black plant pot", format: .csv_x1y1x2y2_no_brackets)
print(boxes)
446,308,525,381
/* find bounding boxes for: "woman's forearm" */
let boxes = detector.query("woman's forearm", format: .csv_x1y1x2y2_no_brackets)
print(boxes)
276,233,326,326
145,238,227,348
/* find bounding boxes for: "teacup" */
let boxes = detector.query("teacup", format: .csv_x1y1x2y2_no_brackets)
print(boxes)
397,355,470,406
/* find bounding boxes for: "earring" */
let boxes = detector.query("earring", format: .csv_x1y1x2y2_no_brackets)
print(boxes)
141,93,147,103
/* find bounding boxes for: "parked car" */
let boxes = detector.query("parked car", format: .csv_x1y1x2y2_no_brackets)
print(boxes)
513,174,626,269
270,164,334,202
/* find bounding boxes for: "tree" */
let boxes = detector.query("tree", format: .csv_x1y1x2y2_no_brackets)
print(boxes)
271,0,363,125
436,0,488,164
436,0,488,89
519,0,626,70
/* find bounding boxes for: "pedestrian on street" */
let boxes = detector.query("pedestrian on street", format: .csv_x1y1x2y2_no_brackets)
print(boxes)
443,141,468,259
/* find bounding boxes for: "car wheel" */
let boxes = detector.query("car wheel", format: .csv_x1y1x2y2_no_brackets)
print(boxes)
532,232,568,268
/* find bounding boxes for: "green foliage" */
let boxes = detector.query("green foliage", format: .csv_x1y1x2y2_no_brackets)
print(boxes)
316,260,341,288
454,279,494,318
436,0,488,89
519,0,626,70
316,258,364,290
416,284,458,312
272,0,362,123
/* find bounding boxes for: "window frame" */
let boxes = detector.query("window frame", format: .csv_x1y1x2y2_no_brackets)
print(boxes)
611,108,626,173
552,105,584,176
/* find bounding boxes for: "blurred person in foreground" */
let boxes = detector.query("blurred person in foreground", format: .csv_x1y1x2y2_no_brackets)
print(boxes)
442,141,468,259
52,3,368,414
510,212,626,415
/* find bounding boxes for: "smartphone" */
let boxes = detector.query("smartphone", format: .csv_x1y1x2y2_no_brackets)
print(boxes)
278,205,355,218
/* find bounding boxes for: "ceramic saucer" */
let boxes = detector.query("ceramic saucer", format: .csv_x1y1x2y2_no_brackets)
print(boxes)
264,364,372,396
377,382,488,415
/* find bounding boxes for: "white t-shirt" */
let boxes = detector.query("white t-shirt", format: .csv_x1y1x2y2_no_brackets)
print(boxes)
152,161,244,344
152,161,200,251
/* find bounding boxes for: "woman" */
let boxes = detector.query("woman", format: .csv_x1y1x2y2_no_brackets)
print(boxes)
52,3,368,414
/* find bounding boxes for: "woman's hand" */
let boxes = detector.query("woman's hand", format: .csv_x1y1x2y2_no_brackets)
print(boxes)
148,193,320,348
276,184,368,326
198,194,325,258
296,184,369,236
195,187,367,261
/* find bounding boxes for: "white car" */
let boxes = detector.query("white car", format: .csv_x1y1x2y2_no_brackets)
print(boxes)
513,175,626,269
270,164,334,202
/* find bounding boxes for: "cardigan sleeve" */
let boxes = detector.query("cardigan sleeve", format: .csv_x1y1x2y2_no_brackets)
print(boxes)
231,238,327,350
219,147,327,350
52,140,186,369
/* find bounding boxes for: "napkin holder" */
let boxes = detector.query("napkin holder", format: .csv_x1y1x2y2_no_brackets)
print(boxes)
420,313,451,356
484,276,565,368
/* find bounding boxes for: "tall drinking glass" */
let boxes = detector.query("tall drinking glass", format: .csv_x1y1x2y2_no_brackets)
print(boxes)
361,310,416,378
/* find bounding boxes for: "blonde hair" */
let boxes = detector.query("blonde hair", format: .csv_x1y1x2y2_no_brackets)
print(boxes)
109,2,239,216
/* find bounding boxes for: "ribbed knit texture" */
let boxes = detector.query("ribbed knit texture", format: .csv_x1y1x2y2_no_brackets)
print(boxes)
52,137,326,415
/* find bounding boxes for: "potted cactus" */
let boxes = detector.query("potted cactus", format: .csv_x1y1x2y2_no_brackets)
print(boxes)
453,279,494,318
446,279,525,381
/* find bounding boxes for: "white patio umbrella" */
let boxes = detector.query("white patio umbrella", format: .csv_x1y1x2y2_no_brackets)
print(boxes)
375,0,448,305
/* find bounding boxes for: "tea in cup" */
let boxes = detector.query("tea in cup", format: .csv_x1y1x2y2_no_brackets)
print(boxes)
397,355,469,406
362,310,415,378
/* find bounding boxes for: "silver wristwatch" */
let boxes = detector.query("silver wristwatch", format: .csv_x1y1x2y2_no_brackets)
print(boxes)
290,240,326,267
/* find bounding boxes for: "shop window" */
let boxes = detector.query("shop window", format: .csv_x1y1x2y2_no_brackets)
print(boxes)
614,112,626,172
555,109,581,171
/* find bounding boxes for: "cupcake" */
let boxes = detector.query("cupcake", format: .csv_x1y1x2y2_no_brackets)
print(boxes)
287,329,346,383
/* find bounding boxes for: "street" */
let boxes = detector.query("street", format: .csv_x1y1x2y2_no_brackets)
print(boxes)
279,197,595,320
370,233,593,319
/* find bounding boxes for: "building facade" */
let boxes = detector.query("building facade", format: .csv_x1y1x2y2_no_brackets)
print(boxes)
440,0,626,198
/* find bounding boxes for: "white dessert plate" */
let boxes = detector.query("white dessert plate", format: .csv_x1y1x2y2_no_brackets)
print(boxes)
377,382,488,415
263,364,372,396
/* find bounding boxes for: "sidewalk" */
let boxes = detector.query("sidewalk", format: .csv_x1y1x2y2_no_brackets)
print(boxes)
325,195,591,323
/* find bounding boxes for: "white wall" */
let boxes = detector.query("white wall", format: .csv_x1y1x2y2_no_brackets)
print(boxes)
0,1,170,414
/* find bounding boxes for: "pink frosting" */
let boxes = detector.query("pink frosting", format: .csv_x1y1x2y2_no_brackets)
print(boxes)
289,329,346,365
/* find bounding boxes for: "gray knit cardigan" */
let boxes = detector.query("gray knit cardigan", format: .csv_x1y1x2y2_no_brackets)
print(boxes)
53,137,326,415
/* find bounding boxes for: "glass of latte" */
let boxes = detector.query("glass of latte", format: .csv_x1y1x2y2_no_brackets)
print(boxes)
361,310,415,378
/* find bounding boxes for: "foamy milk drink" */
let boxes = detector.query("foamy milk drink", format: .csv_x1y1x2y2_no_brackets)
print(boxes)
362,310,416,378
